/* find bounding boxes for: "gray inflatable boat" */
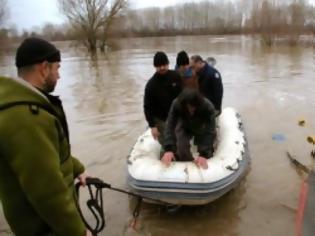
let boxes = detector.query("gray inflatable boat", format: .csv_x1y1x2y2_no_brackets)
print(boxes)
127,108,250,205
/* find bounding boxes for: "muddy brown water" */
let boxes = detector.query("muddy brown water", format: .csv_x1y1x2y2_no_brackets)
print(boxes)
0,36,315,236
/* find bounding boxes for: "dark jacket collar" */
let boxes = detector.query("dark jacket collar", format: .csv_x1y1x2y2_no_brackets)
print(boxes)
36,88,62,106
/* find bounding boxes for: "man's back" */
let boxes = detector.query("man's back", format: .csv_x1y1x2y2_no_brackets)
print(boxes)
198,63,223,113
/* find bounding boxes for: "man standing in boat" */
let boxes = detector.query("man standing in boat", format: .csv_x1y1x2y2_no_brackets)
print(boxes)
190,55,223,116
144,51,182,145
0,38,91,236
175,50,198,89
162,89,216,169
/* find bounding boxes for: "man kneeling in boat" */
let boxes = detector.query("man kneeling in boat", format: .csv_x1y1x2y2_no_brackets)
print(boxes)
161,89,216,169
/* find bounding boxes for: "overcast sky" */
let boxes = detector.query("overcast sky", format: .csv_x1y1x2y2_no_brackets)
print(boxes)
5,0,315,31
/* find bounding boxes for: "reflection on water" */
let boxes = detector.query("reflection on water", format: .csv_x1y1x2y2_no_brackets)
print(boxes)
1,36,315,235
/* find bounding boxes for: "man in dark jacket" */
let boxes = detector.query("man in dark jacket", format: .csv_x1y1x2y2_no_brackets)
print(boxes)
144,52,182,145
161,89,216,169
0,38,91,236
191,55,223,115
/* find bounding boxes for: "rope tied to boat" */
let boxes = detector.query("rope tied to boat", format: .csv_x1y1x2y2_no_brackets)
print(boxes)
75,177,173,235
129,196,143,230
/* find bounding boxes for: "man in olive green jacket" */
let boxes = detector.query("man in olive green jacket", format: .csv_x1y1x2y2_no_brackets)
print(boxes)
0,38,91,236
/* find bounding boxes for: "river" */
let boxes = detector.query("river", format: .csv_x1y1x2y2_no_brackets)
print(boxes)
0,35,315,235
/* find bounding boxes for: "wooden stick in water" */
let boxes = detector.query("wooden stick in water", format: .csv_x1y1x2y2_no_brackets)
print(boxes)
286,151,311,174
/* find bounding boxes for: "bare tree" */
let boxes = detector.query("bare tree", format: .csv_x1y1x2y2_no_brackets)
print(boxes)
0,0,8,27
288,0,306,45
41,23,58,41
141,7,161,32
161,7,176,30
58,0,127,53
100,0,127,51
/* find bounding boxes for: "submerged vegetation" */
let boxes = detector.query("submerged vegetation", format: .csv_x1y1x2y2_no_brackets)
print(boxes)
58,0,127,53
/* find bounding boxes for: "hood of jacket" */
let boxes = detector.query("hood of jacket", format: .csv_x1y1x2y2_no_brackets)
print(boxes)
0,76,51,109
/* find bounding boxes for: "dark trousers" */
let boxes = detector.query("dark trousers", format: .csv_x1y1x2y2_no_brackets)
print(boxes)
175,120,213,161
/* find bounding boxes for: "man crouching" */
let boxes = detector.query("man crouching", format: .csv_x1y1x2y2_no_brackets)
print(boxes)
161,89,216,169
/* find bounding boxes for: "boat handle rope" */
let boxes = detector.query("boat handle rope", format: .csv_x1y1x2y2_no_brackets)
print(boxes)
75,177,173,235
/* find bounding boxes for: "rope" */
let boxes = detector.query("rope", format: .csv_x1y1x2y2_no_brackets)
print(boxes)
75,179,106,236
75,177,173,235
129,197,142,230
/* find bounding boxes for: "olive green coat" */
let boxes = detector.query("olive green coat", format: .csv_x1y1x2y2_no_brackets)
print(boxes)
0,77,86,236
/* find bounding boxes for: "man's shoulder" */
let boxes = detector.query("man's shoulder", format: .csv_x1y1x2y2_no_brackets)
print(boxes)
145,74,157,88
171,98,181,112
0,104,55,139
172,97,180,105
206,64,221,79
203,98,215,111
167,70,181,79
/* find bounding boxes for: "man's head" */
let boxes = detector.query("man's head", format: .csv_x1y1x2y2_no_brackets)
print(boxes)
15,37,61,93
190,55,205,73
153,51,169,75
176,50,190,75
180,88,204,115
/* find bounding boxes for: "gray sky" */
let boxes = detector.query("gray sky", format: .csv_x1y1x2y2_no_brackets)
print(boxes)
6,0,315,31
7,0,64,30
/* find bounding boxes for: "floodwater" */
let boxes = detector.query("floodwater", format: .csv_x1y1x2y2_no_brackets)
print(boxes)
0,35,315,236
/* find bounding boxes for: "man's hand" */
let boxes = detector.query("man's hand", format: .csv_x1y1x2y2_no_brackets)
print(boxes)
77,171,89,187
161,152,175,167
86,230,93,236
151,127,160,140
194,156,208,169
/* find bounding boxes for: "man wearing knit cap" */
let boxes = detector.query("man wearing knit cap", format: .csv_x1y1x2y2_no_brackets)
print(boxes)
0,37,91,236
175,50,198,89
144,51,182,150
175,51,190,73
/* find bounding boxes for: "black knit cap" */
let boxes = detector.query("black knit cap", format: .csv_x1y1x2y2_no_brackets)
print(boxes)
153,51,169,67
15,37,61,68
176,50,189,66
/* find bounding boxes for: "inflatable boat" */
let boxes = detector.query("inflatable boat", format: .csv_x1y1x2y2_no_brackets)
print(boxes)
127,107,250,205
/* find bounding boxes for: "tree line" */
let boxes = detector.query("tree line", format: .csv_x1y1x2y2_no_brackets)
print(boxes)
116,0,314,44
0,0,314,52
